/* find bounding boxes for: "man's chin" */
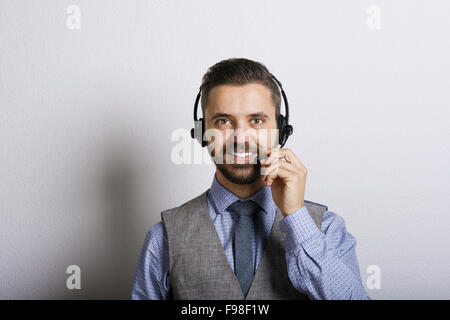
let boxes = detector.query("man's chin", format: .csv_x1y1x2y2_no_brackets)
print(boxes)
216,163,261,185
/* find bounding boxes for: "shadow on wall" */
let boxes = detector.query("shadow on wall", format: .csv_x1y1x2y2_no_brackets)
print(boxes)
76,131,154,299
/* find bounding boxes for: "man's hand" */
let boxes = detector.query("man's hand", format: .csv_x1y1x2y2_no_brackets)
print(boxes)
260,147,307,217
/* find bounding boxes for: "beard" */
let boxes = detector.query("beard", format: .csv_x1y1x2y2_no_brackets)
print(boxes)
210,141,265,185
215,162,262,185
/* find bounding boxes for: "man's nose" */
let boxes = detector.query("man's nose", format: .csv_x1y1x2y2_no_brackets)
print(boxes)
234,129,249,145
232,121,256,145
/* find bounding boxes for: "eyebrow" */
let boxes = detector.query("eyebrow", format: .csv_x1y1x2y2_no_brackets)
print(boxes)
210,113,232,121
210,112,269,121
248,112,269,119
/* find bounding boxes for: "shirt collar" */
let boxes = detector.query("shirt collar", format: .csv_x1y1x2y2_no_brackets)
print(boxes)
209,173,278,215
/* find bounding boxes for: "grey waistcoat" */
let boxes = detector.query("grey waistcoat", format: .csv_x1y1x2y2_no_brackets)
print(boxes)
161,189,328,300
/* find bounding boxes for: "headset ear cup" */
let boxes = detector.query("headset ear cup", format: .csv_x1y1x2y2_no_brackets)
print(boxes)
192,118,206,147
201,118,206,147
286,124,293,137
282,125,292,147
277,115,286,147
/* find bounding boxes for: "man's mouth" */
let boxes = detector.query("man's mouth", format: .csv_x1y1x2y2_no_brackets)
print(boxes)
225,151,258,164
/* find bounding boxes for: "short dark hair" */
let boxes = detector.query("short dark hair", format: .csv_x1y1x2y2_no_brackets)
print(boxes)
200,58,281,119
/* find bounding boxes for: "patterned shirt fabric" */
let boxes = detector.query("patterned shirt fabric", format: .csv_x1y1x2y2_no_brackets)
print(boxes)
131,173,371,300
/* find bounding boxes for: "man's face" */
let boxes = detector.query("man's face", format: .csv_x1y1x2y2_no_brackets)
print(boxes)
204,83,279,185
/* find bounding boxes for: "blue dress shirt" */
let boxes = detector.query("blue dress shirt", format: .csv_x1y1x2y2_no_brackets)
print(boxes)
131,174,371,300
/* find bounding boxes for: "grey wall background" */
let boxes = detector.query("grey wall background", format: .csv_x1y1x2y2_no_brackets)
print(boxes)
1,0,449,299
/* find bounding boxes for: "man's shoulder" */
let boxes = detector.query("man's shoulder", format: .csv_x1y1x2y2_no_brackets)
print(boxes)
160,189,210,220
141,220,167,252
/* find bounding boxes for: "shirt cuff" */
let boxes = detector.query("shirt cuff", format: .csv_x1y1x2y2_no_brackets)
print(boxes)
279,206,322,253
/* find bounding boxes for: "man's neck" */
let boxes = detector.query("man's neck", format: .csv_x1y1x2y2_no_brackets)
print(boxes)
215,170,266,199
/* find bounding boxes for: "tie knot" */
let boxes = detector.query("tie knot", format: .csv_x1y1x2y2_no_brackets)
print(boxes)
227,200,259,219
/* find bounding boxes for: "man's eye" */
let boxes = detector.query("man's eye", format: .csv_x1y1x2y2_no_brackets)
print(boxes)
251,118,264,125
217,119,231,125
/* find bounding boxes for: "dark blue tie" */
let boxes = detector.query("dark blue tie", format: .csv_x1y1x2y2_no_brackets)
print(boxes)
227,200,259,296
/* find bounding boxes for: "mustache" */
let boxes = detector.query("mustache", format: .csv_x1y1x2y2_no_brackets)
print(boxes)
217,144,268,159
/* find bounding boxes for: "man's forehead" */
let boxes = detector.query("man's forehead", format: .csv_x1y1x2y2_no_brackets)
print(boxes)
208,83,272,102
205,84,276,118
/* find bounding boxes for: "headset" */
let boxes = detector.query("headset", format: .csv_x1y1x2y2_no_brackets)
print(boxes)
190,74,293,148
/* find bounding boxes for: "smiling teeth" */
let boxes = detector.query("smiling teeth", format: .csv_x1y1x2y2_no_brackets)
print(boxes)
232,152,253,157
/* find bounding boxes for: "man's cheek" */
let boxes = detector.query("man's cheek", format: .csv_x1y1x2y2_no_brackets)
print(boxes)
204,128,226,164
257,128,279,152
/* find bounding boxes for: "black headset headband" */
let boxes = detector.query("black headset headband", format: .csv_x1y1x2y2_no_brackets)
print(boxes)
191,74,293,147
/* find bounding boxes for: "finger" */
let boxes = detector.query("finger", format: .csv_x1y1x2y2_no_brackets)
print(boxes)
277,148,305,169
260,160,297,180
259,146,280,166
259,152,289,168
276,148,296,166
260,147,301,167
259,147,284,167
263,162,296,185
260,155,296,175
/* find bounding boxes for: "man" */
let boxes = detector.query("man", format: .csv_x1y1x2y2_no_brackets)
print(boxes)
131,58,370,300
